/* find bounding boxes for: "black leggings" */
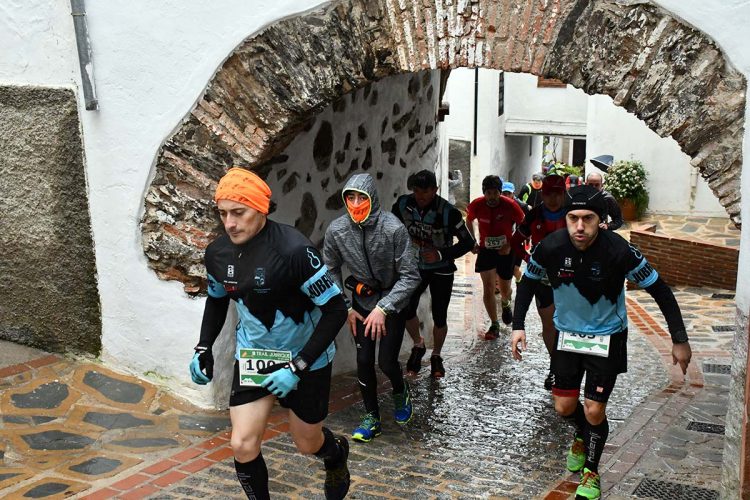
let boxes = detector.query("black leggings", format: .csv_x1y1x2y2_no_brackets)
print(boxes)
354,301,407,415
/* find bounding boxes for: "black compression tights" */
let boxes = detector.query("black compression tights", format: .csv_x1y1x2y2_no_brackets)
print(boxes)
355,308,407,416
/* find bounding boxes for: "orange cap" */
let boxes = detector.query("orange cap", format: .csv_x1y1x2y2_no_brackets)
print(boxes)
214,167,272,214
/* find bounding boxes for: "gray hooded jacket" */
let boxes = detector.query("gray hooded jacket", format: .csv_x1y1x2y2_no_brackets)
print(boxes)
323,173,419,315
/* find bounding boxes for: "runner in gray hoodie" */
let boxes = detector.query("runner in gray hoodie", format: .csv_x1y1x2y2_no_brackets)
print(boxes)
323,173,420,443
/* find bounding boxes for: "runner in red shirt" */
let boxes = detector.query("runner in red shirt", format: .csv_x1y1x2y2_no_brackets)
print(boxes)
466,175,526,339
510,173,566,389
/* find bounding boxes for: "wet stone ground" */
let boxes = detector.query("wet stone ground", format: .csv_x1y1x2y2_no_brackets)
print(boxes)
157,302,668,499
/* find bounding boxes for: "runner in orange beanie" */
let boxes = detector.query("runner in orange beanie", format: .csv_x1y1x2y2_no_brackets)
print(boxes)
214,167,272,215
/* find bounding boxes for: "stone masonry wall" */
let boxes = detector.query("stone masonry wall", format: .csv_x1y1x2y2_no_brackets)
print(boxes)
722,309,748,498
0,86,101,354
141,0,746,293
261,69,441,248
630,230,738,290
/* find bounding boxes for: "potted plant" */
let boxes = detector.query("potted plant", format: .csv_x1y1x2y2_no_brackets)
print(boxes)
605,159,649,220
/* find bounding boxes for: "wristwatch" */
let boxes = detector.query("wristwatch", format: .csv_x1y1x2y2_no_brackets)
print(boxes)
289,356,309,374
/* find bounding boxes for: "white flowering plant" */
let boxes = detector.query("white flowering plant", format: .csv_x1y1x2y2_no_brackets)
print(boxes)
605,159,649,218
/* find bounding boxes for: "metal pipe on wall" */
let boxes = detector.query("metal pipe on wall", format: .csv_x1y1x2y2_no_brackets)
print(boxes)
70,0,98,110
473,68,478,156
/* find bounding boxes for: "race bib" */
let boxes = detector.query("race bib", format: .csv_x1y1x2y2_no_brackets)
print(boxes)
485,235,507,249
238,349,292,386
557,331,611,357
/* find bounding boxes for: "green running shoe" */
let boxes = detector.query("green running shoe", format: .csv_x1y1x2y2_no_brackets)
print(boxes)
393,383,413,425
352,412,381,442
576,468,601,499
567,436,586,472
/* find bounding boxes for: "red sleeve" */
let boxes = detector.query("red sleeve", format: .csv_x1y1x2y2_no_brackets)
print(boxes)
466,199,477,222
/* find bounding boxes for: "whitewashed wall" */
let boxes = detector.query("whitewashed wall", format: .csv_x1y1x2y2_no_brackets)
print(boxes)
443,68,507,201
585,94,726,216
504,72,588,137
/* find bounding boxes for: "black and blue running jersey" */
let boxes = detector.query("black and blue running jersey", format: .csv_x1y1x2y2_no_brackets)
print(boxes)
523,228,658,336
205,220,342,369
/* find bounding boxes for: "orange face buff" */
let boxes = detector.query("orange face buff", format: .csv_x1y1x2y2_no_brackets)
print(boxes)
531,180,543,190
346,197,372,224
214,167,272,214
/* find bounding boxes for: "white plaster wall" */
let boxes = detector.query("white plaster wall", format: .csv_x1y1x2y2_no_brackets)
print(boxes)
443,68,507,201
585,94,726,216
0,0,331,406
504,72,588,137
504,135,544,190
0,0,78,86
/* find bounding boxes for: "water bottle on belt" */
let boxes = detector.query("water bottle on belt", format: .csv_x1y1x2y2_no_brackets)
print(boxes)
344,276,376,297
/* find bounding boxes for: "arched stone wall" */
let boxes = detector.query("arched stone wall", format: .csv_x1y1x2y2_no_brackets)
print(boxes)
141,0,745,291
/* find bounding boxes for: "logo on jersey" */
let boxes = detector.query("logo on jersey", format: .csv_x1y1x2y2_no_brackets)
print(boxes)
306,247,321,269
631,262,655,283
628,244,643,259
564,257,572,268
227,265,235,278
591,262,601,277
254,267,266,287
306,271,335,298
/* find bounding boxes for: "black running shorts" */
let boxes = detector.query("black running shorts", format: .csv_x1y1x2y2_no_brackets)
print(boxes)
229,360,332,424
475,248,515,280
550,330,628,403
404,269,454,328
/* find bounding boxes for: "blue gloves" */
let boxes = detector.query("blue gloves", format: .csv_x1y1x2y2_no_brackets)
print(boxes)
260,365,300,398
189,346,213,385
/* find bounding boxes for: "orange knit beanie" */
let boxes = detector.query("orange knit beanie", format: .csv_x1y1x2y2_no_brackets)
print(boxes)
214,167,272,215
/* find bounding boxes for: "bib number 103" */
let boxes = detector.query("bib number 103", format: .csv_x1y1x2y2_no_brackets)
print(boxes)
557,331,611,357
238,349,292,387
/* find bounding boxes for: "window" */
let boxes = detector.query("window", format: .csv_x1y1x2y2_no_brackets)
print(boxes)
537,76,567,88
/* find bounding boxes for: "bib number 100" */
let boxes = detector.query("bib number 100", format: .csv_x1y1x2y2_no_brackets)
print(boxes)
238,349,292,387
243,359,279,372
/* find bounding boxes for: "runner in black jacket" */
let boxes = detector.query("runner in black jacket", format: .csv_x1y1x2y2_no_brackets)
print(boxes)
392,169,474,378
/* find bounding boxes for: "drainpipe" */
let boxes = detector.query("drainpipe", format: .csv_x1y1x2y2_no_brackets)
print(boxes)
70,0,98,110
473,68,478,156
689,166,699,212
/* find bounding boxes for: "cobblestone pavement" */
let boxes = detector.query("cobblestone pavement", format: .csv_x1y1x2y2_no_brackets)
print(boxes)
625,214,740,249
0,254,737,499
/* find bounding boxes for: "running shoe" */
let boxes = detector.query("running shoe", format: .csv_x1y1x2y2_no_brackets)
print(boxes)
544,371,555,391
393,383,412,425
324,435,350,500
575,468,601,499
406,344,427,374
484,323,500,340
430,354,445,378
351,412,381,442
501,299,513,325
567,436,586,472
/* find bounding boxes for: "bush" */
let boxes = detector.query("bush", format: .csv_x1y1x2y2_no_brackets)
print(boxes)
606,159,649,218
546,162,583,177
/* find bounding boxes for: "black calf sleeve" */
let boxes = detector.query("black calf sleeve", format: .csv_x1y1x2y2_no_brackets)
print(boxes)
584,417,609,472
234,454,270,500
315,427,343,465
562,401,586,437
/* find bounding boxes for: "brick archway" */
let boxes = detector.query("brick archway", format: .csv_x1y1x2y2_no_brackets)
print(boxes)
141,0,745,289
